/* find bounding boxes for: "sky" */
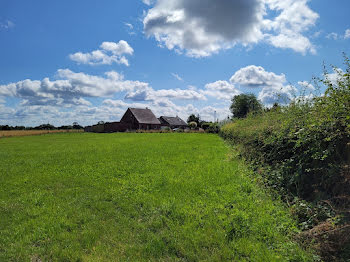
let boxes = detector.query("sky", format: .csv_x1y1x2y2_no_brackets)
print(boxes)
0,0,349,126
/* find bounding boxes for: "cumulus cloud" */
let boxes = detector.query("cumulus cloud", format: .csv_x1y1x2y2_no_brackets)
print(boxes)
298,81,315,91
69,40,134,66
124,85,206,102
202,65,295,105
0,68,222,126
345,29,350,39
232,65,296,105
203,80,241,100
263,0,318,54
143,0,318,57
258,84,297,106
0,69,149,106
230,65,286,88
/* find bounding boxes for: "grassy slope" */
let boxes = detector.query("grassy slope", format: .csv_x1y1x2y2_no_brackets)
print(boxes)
0,133,312,261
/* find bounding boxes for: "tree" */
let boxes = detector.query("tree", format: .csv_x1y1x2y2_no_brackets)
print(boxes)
187,114,200,124
230,94,263,119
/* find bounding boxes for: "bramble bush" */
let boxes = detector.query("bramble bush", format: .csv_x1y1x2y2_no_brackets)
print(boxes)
221,57,350,200
220,57,350,260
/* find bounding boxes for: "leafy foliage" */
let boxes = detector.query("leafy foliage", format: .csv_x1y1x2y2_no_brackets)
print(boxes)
188,121,198,129
220,57,350,260
230,93,263,119
187,114,200,124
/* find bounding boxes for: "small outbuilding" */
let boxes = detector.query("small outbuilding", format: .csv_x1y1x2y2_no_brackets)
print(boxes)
159,116,188,129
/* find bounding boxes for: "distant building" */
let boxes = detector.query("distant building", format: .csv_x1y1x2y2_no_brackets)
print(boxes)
120,108,161,130
159,116,187,129
84,108,190,133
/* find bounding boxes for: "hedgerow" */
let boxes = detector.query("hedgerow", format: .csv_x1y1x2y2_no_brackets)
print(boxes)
220,56,350,260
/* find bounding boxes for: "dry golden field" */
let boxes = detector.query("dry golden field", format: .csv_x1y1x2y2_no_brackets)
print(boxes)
0,129,83,138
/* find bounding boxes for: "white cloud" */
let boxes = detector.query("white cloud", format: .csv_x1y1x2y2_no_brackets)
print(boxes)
0,68,219,126
345,29,350,39
142,0,155,5
324,68,345,86
258,84,297,106
263,0,319,54
230,65,286,88
69,40,134,66
298,81,315,91
143,0,318,57
203,80,241,100
124,23,134,30
326,32,338,40
0,69,149,106
124,22,136,35
171,73,183,81
228,65,296,106
0,20,15,30
124,86,206,102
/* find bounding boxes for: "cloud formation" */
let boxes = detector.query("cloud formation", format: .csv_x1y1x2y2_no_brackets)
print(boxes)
327,32,338,40
143,0,318,57
69,40,134,66
0,20,15,30
231,65,296,105
230,65,286,88
203,80,241,100
0,69,149,106
124,86,206,102
171,73,183,81
345,29,350,39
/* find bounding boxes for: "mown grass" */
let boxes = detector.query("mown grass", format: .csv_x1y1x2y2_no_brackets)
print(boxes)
0,133,313,261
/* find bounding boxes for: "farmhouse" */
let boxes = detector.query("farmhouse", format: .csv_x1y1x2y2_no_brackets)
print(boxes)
159,116,188,129
85,107,163,132
120,108,161,130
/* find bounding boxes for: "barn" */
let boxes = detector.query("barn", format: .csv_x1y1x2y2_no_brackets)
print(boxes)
159,116,188,129
120,108,161,130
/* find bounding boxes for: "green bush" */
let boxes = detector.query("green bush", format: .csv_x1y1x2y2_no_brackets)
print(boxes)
188,121,198,129
220,57,350,200
207,123,220,133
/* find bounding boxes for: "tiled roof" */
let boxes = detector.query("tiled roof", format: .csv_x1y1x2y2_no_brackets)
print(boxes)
129,108,161,125
159,116,187,126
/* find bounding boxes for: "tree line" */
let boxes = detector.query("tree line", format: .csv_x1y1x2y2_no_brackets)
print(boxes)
0,123,84,131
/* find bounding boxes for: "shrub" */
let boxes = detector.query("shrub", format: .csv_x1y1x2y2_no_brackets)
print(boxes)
207,123,220,133
188,122,198,129
221,58,350,199
220,55,350,261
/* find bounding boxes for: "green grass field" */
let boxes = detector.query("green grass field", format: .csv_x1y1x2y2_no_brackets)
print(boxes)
0,133,313,261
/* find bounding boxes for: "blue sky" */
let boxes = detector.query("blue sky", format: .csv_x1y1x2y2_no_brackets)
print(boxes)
0,0,350,126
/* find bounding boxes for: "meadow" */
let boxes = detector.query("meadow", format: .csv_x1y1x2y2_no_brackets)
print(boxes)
0,133,313,261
